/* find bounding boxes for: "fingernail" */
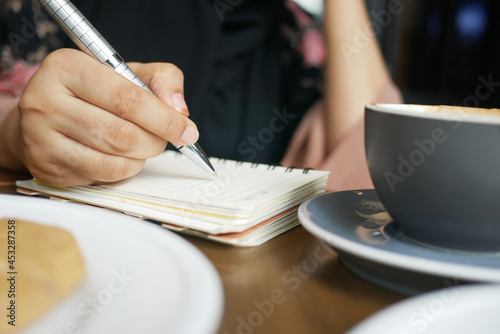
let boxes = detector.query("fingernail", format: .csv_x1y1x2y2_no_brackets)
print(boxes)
172,93,189,116
181,125,199,145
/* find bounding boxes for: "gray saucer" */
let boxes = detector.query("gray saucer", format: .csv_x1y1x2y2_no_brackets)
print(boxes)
298,190,500,295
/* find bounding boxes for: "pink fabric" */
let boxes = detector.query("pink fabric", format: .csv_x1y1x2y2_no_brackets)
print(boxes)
300,29,327,67
0,61,39,97
283,0,326,68
0,61,38,129
280,79,403,192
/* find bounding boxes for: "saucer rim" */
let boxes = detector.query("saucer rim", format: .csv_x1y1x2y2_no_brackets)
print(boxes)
298,190,500,283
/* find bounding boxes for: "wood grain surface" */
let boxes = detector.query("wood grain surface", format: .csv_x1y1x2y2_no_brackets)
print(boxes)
0,173,406,334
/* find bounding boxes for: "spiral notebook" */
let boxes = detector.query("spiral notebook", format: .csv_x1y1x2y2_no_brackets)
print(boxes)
16,150,330,246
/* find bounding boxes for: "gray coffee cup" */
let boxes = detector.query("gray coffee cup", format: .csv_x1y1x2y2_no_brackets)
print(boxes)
365,103,500,252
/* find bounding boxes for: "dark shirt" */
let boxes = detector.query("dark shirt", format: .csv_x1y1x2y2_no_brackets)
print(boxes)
0,0,322,164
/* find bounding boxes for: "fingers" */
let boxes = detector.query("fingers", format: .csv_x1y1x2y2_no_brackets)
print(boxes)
51,94,167,159
19,107,144,186
128,62,190,116
53,51,198,147
18,49,197,186
22,129,145,186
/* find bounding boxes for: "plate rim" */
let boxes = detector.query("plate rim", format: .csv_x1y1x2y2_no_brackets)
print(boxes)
347,283,500,334
0,194,224,334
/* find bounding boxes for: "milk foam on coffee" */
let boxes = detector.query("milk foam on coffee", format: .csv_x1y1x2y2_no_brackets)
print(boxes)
374,104,500,122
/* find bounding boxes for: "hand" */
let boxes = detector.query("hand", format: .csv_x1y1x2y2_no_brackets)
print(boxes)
16,48,198,186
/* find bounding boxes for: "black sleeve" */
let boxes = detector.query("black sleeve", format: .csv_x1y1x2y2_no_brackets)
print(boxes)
0,0,68,71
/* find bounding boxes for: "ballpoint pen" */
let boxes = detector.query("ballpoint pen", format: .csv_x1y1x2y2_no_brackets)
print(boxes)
37,0,217,177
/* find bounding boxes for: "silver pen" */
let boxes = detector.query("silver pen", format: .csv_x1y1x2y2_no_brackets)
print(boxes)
38,0,217,177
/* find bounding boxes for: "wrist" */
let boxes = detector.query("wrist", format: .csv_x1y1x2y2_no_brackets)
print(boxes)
0,105,27,172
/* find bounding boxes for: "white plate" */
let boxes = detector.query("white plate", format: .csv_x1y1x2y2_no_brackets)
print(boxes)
298,190,500,294
0,194,223,334
347,284,500,334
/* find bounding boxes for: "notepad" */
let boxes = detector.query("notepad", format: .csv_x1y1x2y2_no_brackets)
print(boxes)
16,150,330,246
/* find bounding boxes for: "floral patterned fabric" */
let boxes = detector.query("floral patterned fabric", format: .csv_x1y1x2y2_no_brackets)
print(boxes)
283,0,325,68
0,0,63,96
0,0,325,95
0,0,325,165
0,60,37,96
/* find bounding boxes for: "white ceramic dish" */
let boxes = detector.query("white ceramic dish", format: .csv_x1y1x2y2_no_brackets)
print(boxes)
0,194,223,334
298,190,500,295
347,284,500,334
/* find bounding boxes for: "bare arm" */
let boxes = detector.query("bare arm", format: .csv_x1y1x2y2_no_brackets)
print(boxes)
0,100,23,172
323,0,391,152
0,61,37,172
0,96,20,124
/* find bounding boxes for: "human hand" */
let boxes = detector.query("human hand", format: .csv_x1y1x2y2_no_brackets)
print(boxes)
17,49,198,186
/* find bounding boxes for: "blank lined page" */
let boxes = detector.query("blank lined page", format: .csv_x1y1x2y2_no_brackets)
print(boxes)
82,150,329,212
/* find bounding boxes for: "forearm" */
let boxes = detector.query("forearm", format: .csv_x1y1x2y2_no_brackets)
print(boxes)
0,102,25,172
0,59,41,171
0,95,19,124
323,0,391,151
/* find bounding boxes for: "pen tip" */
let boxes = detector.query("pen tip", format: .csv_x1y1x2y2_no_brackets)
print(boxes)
211,171,218,178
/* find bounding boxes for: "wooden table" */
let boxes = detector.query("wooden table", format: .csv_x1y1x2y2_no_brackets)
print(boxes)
0,171,405,334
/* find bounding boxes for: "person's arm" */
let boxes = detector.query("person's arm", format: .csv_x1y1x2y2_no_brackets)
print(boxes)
323,0,391,152
0,96,20,124
0,49,197,186
0,61,40,172
0,102,23,172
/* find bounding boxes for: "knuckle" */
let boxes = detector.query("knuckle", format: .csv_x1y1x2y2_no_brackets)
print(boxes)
26,159,66,186
106,122,139,154
18,82,44,114
17,93,33,114
151,140,168,156
100,157,143,183
164,63,184,85
158,111,178,139
162,63,184,80
148,63,184,94
39,50,62,68
102,158,129,182
18,126,40,161
163,63,183,76
39,49,73,76
110,85,147,119
147,72,166,95
34,171,64,186
19,135,33,158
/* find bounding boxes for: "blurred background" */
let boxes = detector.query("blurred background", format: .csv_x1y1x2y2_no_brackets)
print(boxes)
295,0,500,108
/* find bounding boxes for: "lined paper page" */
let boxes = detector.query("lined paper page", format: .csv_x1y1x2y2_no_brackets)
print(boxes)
79,151,329,214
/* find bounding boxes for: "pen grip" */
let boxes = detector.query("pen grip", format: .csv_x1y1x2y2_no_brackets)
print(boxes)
38,0,215,175
38,0,152,90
